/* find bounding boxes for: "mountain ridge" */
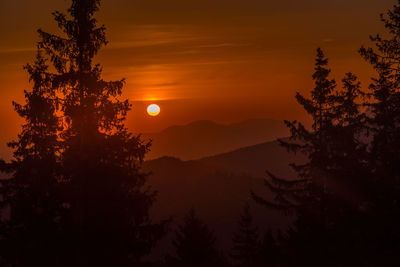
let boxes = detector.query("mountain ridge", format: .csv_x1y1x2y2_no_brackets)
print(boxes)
142,118,289,160
143,139,304,256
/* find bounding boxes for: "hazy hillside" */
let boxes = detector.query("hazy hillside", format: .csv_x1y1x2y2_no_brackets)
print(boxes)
198,139,305,179
143,139,304,256
142,119,289,160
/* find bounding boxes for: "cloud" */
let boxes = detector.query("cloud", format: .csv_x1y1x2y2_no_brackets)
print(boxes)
322,38,334,43
193,43,248,49
0,47,35,54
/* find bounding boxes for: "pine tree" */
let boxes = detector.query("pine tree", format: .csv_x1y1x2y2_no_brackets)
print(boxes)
358,1,400,264
0,52,62,265
258,230,281,267
252,48,338,214
167,209,225,267
359,0,400,211
1,0,166,265
252,49,369,266
328,73,369,201
230,203,261,267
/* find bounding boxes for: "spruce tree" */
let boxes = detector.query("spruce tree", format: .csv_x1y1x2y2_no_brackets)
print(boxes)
328,73,369,201
167,209,225,267
252,49,368,266
0,52,62,266
252,48,339,214
359,0,400,212
1,0,166,265
257,230,281,267
230,203,261,267
358,1,400,263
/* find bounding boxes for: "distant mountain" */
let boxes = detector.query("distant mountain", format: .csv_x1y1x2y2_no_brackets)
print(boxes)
142,119,289,160
198,138,302,179
143,139,305,257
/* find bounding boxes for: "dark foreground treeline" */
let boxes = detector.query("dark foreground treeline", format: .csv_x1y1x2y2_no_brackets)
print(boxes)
1,0,400,266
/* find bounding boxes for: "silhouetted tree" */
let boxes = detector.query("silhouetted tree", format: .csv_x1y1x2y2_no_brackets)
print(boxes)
253,48,340,214
167,209,225,267
332,72,367,163
253,49,370,266
1,0,166,265
257,230,281,267
230,203,261,267
0,52,63,266
358,1,400,263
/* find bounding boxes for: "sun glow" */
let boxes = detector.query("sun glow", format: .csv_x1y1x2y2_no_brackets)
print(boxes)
147,104,161,116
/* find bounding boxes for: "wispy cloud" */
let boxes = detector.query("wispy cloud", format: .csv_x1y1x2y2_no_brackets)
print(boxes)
322,38,334,43
106,24,203,50
105,24,247,52
0,47,35,54
193,43,248,49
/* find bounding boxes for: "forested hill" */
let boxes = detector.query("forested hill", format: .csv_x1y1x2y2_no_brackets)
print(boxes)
143,139,304,256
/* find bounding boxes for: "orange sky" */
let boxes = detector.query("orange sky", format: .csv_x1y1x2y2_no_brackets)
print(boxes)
0,0,394,158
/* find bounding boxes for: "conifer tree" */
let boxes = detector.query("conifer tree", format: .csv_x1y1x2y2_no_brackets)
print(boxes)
1,0,166,265
252,49,368,266
252,48,339,214
230,203,261,267
328,73,369,198
358,1,400,263
0,52,62,266
359,0,400,209
257,230,281,267
167,209,225,267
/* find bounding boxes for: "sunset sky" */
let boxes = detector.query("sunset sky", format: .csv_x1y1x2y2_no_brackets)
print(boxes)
0,0,394,158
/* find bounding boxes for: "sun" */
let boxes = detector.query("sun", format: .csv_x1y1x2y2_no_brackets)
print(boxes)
147,104,161,117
